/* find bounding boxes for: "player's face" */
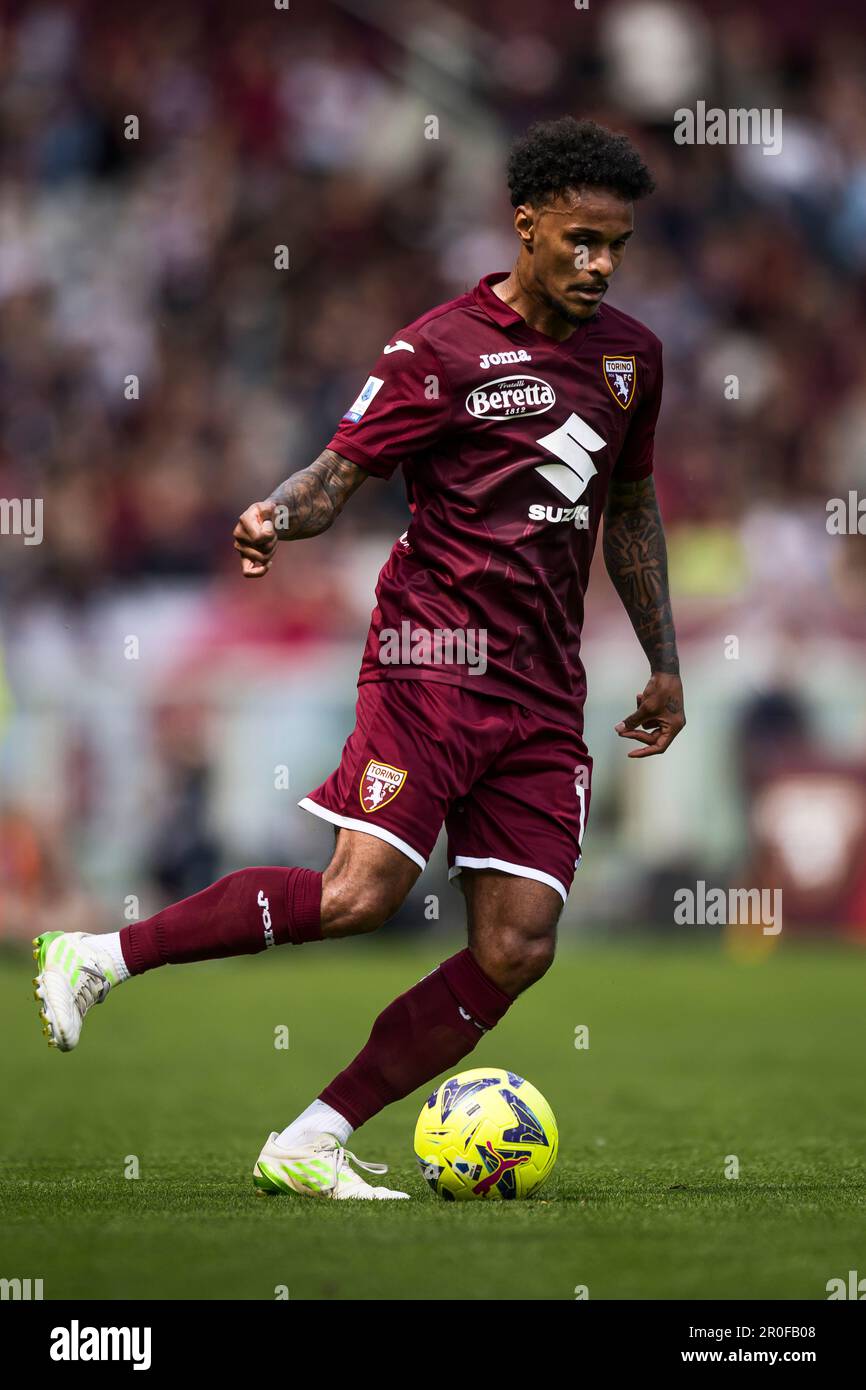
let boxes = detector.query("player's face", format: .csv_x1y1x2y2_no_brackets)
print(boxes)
521,188,634,324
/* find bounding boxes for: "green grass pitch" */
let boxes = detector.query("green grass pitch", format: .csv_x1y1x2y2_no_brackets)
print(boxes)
2,937,865,1300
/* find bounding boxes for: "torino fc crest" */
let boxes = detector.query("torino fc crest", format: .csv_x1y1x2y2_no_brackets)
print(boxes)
360,759,407,813
602,356,636,409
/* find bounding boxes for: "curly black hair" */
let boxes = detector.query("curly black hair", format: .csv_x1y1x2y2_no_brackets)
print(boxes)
507,117,655,207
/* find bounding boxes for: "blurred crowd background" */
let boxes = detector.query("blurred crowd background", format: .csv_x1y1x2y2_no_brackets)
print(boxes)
1,0,865,942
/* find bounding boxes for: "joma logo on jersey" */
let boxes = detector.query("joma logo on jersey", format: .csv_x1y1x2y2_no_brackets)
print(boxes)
528,503,589,528
479,349,532,368
466,375,555,420
602,356,636,409
360,760,407,813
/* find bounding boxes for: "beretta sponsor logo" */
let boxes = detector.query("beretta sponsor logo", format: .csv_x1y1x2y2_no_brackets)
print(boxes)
465,375,556,421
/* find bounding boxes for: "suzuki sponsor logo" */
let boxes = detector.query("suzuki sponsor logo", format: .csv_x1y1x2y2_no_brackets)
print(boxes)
528,503,589,529
466,375,555,420
479,349,531,368
534,411,606,502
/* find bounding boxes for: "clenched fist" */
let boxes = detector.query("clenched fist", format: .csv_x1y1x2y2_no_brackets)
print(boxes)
233,500,278,577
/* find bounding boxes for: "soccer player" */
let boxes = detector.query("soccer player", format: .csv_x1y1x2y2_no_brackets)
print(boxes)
33,118,685,1199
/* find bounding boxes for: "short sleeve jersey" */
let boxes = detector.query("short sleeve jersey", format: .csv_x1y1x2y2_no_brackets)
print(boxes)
327,271,663,731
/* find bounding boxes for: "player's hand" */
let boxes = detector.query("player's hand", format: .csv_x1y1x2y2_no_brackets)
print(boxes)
233,500,278,577
615,672,685,758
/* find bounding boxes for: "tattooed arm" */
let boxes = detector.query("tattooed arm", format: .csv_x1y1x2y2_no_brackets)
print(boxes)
232,449,368,577
602,474,686,757
603,475,679,673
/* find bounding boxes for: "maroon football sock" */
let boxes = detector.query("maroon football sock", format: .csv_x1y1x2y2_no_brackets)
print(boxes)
319,948,513,1130
120,866,322,975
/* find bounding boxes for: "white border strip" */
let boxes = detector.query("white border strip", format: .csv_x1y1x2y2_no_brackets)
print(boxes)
298,797,426,871
448,855,568,905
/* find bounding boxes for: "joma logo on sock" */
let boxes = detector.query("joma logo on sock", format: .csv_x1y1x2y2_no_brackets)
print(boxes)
258,890,275,948
458,1006,487,1034
50,1321,152,1370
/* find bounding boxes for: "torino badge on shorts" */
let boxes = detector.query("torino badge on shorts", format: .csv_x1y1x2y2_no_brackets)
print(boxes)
360,759,407,813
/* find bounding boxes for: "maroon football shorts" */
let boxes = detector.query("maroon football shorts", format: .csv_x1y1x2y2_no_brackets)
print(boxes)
299,679,592,904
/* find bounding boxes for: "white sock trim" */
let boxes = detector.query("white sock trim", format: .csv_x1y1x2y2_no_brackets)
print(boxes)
276,1099,354,1150
83,931,130,984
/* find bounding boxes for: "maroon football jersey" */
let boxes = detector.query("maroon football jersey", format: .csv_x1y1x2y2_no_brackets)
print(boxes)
327,271,663,731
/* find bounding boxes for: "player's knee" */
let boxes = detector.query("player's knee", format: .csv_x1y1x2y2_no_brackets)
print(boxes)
516,932,557,987
480,926,557,995
321,871,404,937
349,884,396,934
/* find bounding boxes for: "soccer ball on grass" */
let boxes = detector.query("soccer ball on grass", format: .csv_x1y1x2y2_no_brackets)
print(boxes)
414,1067,558,1200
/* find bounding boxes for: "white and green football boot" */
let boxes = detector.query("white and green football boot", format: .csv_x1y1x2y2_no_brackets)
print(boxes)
32,932,115,1051
253,1132,409,1201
